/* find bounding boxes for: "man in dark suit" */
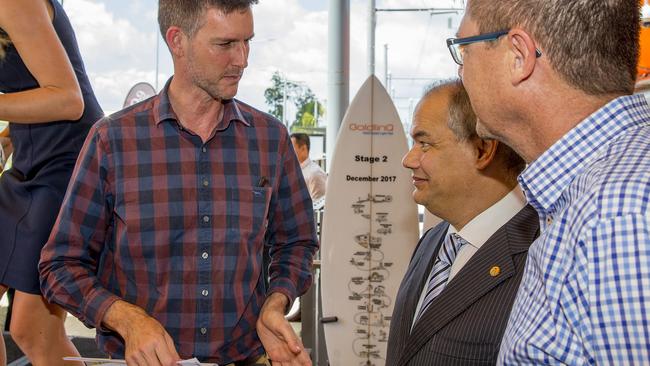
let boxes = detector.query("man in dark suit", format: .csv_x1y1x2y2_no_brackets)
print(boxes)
386,79,538,366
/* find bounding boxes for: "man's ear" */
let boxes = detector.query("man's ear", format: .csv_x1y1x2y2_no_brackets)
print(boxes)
166,26,186,57
473,138,499,170
507,28,539,86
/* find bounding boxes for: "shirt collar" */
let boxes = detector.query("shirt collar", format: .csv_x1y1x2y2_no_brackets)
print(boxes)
518,94,650,214
447,186,527,250
300,158,312,169
153,77,250,128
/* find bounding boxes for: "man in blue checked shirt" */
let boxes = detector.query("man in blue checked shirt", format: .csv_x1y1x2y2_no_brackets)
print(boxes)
449,0,650,364
39,1,318,365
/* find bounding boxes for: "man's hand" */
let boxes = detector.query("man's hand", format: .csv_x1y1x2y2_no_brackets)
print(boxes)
103,300,181,366
257,292,311,366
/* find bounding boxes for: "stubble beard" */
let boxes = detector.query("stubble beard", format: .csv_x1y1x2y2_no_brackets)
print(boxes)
192,73,239,102
186,51,242,101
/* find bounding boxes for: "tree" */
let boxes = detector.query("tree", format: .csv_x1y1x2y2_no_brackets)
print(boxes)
263,71,325,128
264,71,301,122
295,99,325,129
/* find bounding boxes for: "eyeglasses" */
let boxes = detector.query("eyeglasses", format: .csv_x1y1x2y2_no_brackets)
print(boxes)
446,30,542,66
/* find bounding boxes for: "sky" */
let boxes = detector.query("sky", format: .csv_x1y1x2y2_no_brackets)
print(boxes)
60,0,465,126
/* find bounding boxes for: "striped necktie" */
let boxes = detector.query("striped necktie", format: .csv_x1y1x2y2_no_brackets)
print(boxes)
413,232,468,325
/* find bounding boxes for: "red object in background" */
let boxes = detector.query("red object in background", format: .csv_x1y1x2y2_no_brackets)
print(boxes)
638,28,650,81
638,0,650,82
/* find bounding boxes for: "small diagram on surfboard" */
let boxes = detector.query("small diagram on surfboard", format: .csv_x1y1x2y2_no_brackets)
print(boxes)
347,193,396,365
353,194,393,205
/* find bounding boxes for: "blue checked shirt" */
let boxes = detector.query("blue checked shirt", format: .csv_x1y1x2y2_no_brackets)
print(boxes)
498,94,650,365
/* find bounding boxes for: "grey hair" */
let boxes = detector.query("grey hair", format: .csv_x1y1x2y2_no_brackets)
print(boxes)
467,0,639,95
422,79,526,176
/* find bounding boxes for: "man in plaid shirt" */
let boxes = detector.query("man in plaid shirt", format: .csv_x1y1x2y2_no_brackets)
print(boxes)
39,1,318,365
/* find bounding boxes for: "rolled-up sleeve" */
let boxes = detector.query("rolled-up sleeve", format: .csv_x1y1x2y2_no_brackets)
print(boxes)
39,122,119,329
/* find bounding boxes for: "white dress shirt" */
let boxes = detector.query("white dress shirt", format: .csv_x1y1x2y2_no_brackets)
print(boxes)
300,158,327,201
412,187,527,325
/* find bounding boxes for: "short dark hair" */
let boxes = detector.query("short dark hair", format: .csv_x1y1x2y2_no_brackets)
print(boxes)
467,0,639,95
424,79,526,177
290,133,310,151
158,0,258,40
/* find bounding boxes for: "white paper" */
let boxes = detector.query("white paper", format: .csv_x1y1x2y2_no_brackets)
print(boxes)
177,358,219,366
64,356,218,366
63,358,125,366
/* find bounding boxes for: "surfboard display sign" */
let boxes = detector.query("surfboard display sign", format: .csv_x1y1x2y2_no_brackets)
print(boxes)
321,76,419,366
122,82,156,108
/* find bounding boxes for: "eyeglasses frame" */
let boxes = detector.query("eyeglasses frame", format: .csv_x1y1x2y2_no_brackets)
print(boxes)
446,30,542,66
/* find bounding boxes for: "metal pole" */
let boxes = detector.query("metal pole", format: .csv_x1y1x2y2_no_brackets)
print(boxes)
368,0,376,76
155,31,160,91
327,0,349,171
384,44,388,86
375,7,463,12
282,80,287,127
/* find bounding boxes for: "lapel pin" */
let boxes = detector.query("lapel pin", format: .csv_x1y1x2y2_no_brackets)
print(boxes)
489,266,501,277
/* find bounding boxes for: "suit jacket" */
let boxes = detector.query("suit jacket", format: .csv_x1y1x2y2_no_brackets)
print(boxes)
386,205,539,366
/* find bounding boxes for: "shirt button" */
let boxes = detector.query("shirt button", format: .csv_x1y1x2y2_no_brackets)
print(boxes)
202,147,207,153
202,289,209,296
200,327,207,335
202,252,209,259
202,215,210,223
202,179,209,187
546,216,553,225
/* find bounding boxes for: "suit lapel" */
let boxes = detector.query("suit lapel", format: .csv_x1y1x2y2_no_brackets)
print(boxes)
397,205,538,366
388,224,448,363
400,225,448,328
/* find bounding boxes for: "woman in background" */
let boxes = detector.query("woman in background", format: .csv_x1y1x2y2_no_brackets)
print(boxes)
0,0,103,364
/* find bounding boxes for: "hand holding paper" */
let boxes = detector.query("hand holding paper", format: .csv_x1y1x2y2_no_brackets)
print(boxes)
102,300,181,366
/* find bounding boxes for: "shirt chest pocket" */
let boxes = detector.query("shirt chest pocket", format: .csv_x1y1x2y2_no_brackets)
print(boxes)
227,186,272,242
